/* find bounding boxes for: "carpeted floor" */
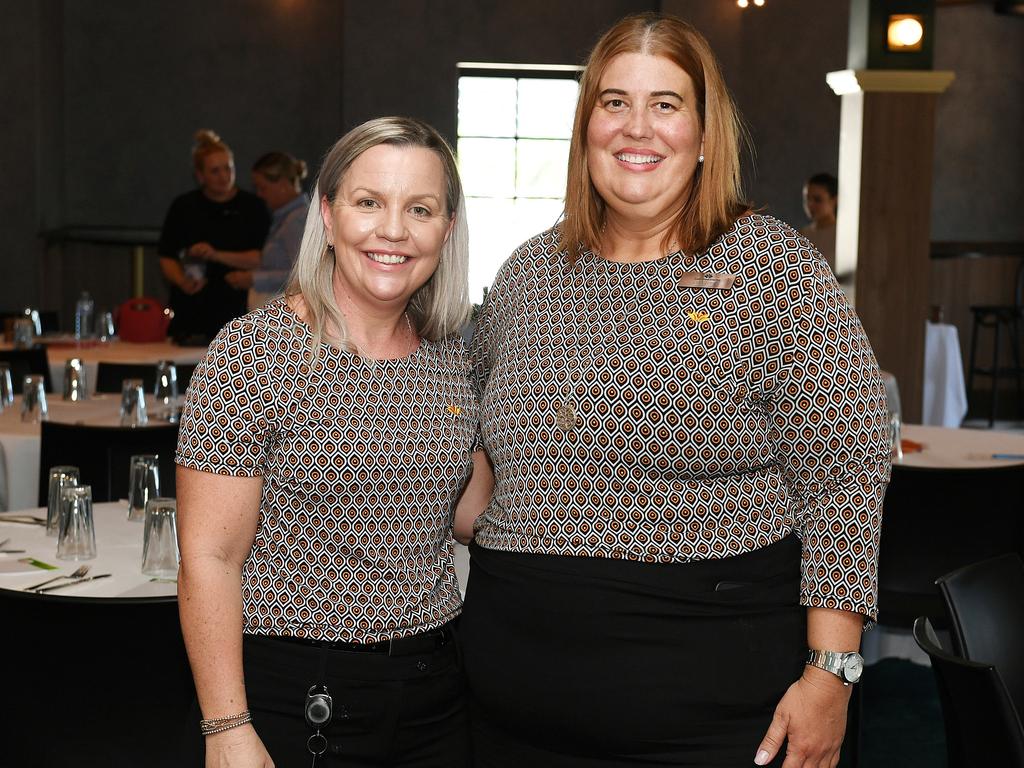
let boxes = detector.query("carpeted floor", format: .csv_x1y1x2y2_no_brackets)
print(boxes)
845,658,947,767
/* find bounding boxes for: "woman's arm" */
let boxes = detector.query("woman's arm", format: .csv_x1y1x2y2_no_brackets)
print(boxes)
755,607,862,766
177,466,274,767
453,450,494,544
189,242,262,270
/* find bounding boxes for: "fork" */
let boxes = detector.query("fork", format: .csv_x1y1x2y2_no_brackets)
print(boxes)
25,564,91,592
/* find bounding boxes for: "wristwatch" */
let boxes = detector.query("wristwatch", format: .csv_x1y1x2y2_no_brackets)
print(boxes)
805,649,864,685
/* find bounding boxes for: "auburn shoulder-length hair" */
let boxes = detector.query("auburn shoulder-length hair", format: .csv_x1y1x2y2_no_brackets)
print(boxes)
286,116,470,357
561,13,749,261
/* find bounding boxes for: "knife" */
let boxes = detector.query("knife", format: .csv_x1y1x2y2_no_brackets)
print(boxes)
36,574,112,593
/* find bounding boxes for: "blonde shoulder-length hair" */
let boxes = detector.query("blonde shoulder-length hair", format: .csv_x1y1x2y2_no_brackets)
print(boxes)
561,13,750,261
286,116,470,356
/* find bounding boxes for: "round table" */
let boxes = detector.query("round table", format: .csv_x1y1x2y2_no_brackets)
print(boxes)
899,423,1024,469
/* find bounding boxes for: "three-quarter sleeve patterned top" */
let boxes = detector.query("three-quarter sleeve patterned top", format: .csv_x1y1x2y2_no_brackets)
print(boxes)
471,215,891,620
176,298,479,642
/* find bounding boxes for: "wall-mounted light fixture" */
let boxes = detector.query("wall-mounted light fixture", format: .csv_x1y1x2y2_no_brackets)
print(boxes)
886,14,925,50
736,0,766,8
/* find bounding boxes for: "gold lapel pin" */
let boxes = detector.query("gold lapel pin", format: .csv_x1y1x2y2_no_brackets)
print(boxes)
446,405,463,415
685,310,711,325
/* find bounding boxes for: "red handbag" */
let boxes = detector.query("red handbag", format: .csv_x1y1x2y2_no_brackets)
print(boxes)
116,297,172,343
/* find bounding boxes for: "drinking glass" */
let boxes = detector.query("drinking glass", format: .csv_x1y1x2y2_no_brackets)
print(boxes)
46,465,80,536
57,485,96,561
120,378,148,426
154,361,178,405
21,375,48,422
0,363,13,407
96,311,115,342
22,308,42,336
890,413,904,461
63,358,88,402
127,454,160,522
141,497,179,579
12,318,34,349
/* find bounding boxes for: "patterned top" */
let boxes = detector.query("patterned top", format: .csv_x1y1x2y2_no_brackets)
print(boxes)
176,298,479,642
471,215,891,620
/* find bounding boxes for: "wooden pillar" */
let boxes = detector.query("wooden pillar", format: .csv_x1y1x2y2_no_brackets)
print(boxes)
827,69,953,423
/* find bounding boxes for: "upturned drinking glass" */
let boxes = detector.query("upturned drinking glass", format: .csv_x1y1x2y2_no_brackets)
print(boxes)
141,497,179,579
46,465,80,537
127,454,160,522
63,358,88,402
57,485,96,561
21,375,48,422
0,363,13,407
120,378,148,426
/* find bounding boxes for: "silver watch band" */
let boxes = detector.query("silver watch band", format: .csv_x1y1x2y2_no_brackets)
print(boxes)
805,649,863,685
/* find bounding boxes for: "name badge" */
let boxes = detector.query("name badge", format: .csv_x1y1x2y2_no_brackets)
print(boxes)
677,271,737,290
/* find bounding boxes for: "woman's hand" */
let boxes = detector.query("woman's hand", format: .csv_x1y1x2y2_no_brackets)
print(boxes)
204,724,274,768
754,665,851,767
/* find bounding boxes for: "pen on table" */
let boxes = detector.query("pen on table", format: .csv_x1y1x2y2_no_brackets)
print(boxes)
0,549,27,554
991,453,1024,460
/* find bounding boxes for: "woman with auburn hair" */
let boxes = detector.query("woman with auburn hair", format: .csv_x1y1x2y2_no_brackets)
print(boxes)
176,116,491,767
462,13,889,767
158,129,270,343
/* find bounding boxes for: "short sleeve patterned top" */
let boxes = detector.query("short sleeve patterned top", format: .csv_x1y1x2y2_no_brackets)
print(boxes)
471,215,891,620
176,298,479,642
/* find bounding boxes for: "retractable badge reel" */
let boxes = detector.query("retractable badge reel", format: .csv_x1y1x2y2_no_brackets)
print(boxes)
305,684,332,767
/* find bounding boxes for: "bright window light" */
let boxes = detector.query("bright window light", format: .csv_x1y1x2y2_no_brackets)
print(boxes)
457,67,580,303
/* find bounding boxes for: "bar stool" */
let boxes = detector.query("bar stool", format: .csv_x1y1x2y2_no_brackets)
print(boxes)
966,262,1024,427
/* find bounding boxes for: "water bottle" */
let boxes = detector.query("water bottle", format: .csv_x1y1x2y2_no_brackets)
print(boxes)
74,291,95,340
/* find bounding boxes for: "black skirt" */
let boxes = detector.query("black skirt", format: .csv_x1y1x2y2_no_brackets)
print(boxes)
459,536,805,767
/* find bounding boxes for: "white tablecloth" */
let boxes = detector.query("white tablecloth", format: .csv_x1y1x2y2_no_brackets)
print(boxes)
0,502,177,599
922,322,968,427
899,423,1024,469
0,394,173,511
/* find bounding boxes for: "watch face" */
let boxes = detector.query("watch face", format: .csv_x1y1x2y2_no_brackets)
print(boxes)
843,653,864,683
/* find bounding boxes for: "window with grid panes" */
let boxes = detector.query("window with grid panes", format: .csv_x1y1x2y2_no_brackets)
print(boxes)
457,65,581,303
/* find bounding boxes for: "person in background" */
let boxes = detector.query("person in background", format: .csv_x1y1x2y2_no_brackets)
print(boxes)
800,172,838,275
224,151,310,310
462,14,889,768
158,129,270,344
176,116,491,768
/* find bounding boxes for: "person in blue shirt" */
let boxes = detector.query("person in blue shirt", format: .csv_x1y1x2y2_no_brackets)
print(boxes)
225,151,310,309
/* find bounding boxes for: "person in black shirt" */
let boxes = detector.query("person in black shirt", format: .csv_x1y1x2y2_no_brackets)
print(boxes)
158,130,270,343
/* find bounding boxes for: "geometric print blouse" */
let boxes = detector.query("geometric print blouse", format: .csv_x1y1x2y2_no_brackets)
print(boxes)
176,298,479,643
470,215,891,621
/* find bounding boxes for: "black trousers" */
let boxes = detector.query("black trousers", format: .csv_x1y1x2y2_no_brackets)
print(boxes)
460,537,806,767
184,632,470,768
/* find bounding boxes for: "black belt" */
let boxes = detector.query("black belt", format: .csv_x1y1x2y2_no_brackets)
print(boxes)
272,620,456,657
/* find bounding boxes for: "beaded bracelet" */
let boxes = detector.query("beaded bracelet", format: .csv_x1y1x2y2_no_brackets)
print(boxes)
200,710,253,736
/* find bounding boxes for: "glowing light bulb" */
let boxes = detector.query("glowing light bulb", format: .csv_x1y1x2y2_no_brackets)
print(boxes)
753,0,765,6
887,17,924,48
737,0,749,7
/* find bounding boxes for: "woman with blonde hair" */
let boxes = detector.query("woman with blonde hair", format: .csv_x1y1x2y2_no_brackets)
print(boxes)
158,129,270,342
176,116,491,767
462,13,889,767
224,151,311,309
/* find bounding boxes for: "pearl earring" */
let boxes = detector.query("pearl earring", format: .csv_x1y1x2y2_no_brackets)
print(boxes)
698,154,705,164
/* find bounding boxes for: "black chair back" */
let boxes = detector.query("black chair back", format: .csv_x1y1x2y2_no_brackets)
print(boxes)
38,421,179,505
95,361,159,393
937,553,1024,715
913,616,1024,768
878,463,1024,628
0,347,54,392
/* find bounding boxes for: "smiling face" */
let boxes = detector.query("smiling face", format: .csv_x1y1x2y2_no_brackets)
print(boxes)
196,150,236,202
321,143,452,315
586,52,704,229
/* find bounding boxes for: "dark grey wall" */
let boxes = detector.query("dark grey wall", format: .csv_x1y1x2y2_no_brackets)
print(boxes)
1,0,1020,320
664,0,850,228
932,5,1024,241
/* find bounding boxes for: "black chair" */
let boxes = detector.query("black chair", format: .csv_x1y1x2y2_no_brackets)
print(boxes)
95,361,159,393
877,463,1024,629
913,616,1024,768
177,361,198,392
0,346,54,392
37,421,180,505
966,261,1024,426
937,553,1024,715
